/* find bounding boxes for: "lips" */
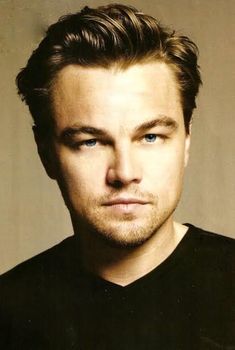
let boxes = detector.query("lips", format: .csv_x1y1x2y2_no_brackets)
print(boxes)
101,196,149,216
103,198,148,206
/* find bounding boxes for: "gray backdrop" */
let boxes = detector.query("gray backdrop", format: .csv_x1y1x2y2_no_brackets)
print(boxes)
1,0,235,274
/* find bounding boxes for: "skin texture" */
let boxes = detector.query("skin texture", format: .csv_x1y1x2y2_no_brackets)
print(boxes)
38,62,191,285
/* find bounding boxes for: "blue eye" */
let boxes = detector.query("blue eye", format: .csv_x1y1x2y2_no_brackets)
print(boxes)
84,139,97,147
144,134,157,143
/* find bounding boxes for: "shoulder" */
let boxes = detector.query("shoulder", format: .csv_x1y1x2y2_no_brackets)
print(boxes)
0,235,79,295
186,223,235,256
185,224,235,289
184,225,235,345
0,235,79,348
0,235,82,335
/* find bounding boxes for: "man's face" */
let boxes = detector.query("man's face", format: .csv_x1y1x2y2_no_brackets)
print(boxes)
48,62,190,247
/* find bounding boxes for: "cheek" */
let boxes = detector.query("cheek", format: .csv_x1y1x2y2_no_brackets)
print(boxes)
57,153,106,196
144,147,185,188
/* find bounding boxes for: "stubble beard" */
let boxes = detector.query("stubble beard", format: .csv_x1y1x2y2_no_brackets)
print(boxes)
58,173,183,249
71,198,178,249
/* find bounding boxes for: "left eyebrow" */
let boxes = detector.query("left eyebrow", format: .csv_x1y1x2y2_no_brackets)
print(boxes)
134,115,178,134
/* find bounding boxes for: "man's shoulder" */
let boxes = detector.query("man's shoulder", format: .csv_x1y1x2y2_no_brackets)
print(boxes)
0,235,81,348
186,224,235,264
182,225,235,346
184,224,235,289
0,235,78,290
0,234,82,327
187,224,235,254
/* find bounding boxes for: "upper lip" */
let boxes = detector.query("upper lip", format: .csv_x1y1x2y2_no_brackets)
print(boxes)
103,197,148,205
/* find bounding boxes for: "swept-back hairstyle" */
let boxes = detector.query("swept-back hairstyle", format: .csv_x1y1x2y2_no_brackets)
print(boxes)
16,3,202,135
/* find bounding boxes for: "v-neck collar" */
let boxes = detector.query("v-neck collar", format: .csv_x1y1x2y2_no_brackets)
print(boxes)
80,224,197,292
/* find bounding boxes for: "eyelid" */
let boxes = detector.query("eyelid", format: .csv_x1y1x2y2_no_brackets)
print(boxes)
141,132,170,145
77,137,98,147
136,126,170,137
70,136,113,150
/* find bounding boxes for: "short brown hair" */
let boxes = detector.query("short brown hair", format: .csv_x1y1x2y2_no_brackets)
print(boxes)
16,3,202,135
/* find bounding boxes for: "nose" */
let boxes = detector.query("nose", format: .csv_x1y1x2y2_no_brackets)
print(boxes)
106,144,142,187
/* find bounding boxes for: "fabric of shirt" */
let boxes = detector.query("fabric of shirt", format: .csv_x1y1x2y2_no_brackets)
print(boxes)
0,224,234,349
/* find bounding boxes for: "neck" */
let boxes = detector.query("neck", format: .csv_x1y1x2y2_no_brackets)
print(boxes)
74,219,188,287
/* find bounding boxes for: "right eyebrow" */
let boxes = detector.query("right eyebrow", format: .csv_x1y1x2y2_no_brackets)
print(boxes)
59,125,109,142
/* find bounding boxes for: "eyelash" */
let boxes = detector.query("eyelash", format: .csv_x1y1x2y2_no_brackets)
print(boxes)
70,139,98,149
143,133,168,144
82,139,97,147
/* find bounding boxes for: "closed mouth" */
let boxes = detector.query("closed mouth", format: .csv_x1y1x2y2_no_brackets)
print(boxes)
103,198,148,206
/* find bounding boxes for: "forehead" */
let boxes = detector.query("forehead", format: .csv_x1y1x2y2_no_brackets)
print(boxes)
51,62,183,133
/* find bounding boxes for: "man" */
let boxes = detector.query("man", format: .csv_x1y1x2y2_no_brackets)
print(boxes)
0,4,234,349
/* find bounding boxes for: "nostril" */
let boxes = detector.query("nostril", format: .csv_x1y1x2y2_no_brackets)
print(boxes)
112,180,124,189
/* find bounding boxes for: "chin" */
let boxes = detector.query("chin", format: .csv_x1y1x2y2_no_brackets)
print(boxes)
95,229,153,249
87,213,172,249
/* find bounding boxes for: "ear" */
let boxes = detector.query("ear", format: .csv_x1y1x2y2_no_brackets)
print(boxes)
33,126,57,180
184,124,192,167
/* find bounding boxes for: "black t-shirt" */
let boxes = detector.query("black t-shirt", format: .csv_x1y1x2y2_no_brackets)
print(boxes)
0,224,234,349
